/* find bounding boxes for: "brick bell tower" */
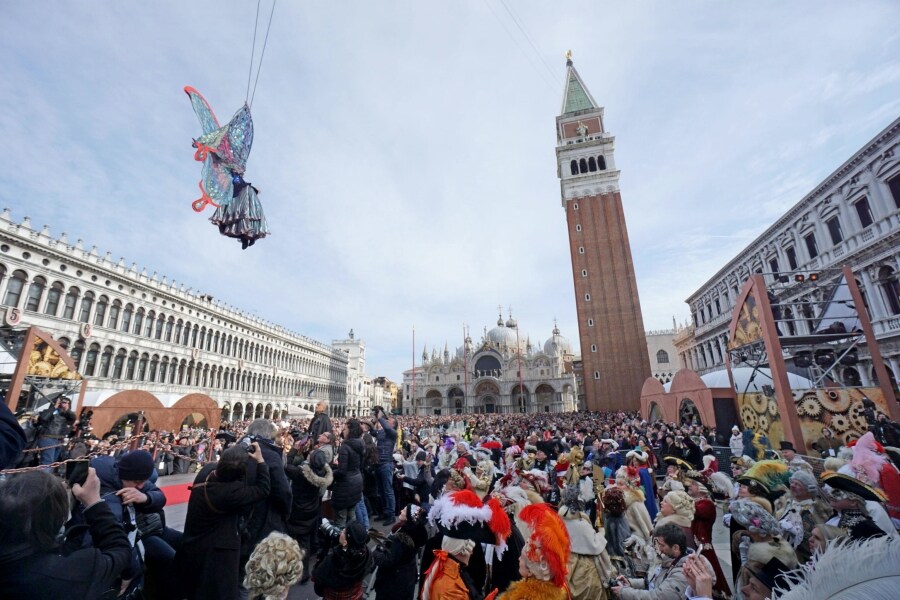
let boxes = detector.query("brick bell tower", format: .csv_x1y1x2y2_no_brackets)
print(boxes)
556,53,650,412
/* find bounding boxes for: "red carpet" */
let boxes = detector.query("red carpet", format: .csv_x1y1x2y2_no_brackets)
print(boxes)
160,483,192,505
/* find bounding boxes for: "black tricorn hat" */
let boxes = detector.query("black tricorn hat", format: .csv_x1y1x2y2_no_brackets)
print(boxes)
779,440,795,452
662,455,693,471
437,520,495,545
748,557,792,591
821,472,887,503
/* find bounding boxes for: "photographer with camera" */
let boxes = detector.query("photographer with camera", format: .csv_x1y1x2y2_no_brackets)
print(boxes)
312,520,373,600
370,504,428,600
331,418,365,528
238,420,293,569
373,405,399,525
285,441,333,584
36,396,75,467
0,467,132,599
176,441,272,600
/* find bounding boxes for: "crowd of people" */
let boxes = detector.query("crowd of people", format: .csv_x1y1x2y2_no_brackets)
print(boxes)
2,400,900,599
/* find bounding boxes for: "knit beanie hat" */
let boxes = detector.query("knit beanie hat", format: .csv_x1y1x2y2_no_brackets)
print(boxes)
345,521,369,548
117,450,155,481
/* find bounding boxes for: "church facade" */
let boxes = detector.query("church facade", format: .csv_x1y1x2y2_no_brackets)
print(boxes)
401,314,578,415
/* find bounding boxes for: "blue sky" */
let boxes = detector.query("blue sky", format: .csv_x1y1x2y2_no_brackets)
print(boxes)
4,1,900,380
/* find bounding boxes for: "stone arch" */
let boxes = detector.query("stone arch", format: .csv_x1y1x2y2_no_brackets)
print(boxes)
679,398,702,425
511,383,530,412
534,383,555,412
425,389,442,410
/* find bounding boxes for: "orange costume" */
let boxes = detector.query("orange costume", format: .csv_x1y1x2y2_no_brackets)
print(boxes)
422,552,471,600
498,577,567,600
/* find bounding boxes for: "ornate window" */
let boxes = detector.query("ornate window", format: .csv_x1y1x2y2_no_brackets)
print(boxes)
24,276,46,312
78,291,94,323
878,266,900,315
3,270,27,307
62,287,80,320
44,282,64,316
94,295,108,326
121,304,133,333
657,350,670,364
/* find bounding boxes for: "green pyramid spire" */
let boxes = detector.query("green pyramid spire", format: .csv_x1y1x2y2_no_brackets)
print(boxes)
561,54,599,115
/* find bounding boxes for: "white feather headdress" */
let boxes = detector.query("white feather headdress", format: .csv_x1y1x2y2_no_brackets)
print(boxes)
773,535,900,600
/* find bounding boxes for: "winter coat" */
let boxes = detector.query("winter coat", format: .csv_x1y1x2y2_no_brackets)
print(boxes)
312,545,373,599
241,437,292,557
309,411,334,440
0,501,132,600
89,455,168,522
375,417,397,464
331,437,364,510
285,453,333,536
729,433,745,457
0,402,26,469
619,554,689,600
401,463,432,501
37,405,75,438
175,462,272,600
372,529,421,600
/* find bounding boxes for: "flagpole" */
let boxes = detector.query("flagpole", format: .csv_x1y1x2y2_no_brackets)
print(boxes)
411,326,416,417
463,323,468,416
516,319,524,414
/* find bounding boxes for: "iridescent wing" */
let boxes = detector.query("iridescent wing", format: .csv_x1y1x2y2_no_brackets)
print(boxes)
224,103,253,173
184,86,220,134
184,86,232,211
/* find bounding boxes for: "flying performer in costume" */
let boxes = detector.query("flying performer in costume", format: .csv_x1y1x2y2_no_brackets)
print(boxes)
184,86,270,249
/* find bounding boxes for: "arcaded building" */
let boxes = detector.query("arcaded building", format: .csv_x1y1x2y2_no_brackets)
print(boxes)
0,210,348,435
677,116,900,392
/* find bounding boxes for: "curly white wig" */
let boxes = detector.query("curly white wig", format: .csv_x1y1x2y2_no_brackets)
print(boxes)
243,532,304,600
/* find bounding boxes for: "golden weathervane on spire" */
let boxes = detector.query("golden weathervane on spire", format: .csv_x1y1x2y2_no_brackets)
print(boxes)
565,49,572,61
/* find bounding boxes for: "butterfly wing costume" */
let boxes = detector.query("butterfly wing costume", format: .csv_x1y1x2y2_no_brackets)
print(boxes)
184,86,270,248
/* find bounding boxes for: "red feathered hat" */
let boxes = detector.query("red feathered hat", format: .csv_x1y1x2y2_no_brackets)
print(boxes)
427,489,512,557
517,503,571,587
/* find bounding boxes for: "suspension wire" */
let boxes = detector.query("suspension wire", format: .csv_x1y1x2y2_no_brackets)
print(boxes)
497,0,561,86
480,0,558,93
246,0,263,103
249,0,277,108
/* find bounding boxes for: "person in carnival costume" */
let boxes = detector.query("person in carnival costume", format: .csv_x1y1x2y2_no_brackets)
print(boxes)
685,472,731,599
559,484,614,600
184,87,270,249
841,431,900,528
422,488,512,600
626,450,658,522
497,503,571,600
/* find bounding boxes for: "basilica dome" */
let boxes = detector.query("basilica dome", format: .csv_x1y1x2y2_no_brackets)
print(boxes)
544,325,573,356
487,317,519,347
